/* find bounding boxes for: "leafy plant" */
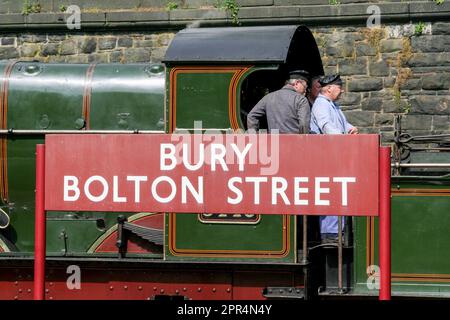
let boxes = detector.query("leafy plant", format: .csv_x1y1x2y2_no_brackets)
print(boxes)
435,0,445,5
215,0,240,25
329,0,341,5
166,1,178,11
59,5,67,12
414,22,426,36
22,0,41,15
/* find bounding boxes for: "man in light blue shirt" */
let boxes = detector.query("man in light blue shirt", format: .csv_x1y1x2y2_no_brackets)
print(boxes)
310,74,358,243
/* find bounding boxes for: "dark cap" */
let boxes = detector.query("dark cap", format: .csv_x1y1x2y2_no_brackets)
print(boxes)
319,74,343,87
288,70,310,83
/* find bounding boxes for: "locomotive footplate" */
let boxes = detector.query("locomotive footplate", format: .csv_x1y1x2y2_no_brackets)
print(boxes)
263,287,305,299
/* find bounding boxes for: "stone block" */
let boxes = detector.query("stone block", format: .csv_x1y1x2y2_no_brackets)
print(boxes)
80,37,97,54
169,8,226,21
383,77,396,88
361,98,382,111
339,92,361,106
410,95,450,115
156,33,174,47
41,43,59,56
151,47,167,62
20,44,40,57
344,110,375,127
382,99,404,113
134,40,155,48
60,39,77,55
369,59,390,77
123,48,150,63
0,0,23,13
110,51,123,63
402,115,433,130
47,56,66,63
422,73,450,90
88,53,109,63
98,38,117,50
324,66,337,74
118,37,133,48
64,55,89,63
433,116,450,131
107,11,169,22
0,47,19,60
1,37,16,46
237,0,274,6
375,114,394,126
339,57,367,76
239,6,300,19
399,78,422,91
355,43,377,57
47,35,66,41
433,22,450,35
408,53,450,67
19,34,47,43
348,77,383,92
380,39,403,53
0,13,24,25
411,35,450,53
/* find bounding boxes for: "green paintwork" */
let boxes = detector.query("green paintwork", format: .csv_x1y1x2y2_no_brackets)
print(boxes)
165,65,295,262
89,64,164,130
174,71,234,129
354,174,450,296
0,62,165,254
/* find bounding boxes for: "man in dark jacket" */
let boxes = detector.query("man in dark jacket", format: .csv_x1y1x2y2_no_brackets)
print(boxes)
247,70,311,133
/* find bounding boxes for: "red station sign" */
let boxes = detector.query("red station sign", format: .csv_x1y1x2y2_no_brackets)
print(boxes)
44,134,379,216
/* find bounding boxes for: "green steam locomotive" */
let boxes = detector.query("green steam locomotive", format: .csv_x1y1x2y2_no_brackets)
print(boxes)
0,25,449,300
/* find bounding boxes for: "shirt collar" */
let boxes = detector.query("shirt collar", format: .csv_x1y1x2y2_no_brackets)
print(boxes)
317,94,339,108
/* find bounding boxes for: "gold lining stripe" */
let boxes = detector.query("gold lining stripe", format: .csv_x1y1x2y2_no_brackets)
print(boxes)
392,188,450,196
82,63,96,130
0,236,11,253
168,213,290,258
168,66,251,133
366,188,450,283
167,66,291,259
87,212,160,253
0,61,17,203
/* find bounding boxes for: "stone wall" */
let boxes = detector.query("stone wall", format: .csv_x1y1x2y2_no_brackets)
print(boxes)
0,0,449,141
0,32,174,63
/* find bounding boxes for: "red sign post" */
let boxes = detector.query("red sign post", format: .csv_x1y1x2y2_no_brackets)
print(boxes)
35,134,390,300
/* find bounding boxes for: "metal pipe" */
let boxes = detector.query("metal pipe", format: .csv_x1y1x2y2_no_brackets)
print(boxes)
34,144,46,301
338,216,343,294
380,147,392,301
0,130,165,135
392,163,450,168
302,215,309,299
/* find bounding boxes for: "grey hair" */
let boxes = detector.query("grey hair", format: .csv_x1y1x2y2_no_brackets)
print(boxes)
320,85,330,94
286,79,297,86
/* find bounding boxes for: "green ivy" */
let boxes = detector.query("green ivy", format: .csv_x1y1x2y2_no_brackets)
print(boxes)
329,0,341,5
22,0,41,15
435,0,445,5
414,22,426,36
166,1,178,11
215,0,240,25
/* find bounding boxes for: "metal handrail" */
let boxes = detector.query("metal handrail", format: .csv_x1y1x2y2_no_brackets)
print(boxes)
392,163,450,168
0,130,165,135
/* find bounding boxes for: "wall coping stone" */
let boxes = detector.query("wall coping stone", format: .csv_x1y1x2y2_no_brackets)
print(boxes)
0,1,448,32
